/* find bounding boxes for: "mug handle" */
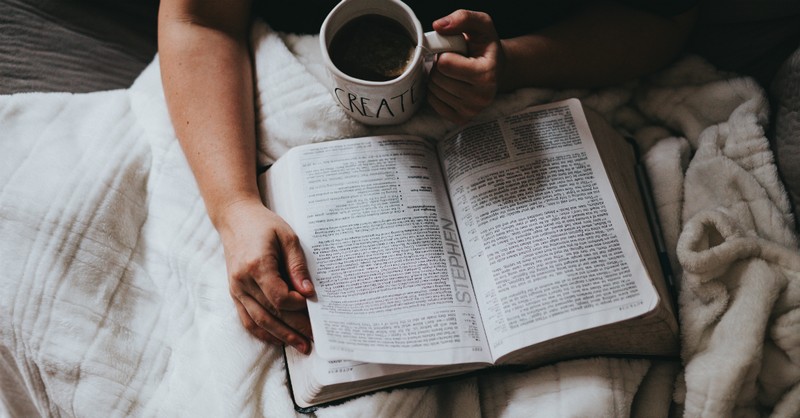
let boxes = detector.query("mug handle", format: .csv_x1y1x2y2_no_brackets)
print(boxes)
422,32,468,55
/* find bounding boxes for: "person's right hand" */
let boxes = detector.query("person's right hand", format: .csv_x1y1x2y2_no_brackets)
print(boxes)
216,198,315,354
427,10,506,125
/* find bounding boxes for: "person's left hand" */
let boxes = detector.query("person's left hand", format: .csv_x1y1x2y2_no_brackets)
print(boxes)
427,10,505,125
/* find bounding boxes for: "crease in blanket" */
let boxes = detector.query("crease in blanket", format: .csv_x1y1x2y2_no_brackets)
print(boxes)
672,86,800,417
1,17,799,417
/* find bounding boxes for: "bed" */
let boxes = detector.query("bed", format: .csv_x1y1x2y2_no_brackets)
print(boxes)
2,1,800,417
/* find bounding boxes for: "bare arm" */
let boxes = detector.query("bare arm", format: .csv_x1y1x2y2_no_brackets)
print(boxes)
428,1,697,123
498,1,698,90
159,1,257,223
158,0,314,354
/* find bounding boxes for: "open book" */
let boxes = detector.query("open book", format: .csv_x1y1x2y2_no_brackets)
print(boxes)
258,98,679,409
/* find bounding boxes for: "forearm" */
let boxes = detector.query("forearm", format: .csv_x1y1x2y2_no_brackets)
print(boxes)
157,0,314,350
499,1,697,91
158,1,258,230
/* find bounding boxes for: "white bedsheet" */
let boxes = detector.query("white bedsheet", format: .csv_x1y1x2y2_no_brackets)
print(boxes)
1,21,798,417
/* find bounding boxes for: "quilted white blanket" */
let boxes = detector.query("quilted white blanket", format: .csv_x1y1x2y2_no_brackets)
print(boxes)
2,21,799,417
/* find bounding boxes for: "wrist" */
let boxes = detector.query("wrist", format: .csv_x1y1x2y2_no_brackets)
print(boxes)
209,193,264,236
498,36,557,92
498,38,529,93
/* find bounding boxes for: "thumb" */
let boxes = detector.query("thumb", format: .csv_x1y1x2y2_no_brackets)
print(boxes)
432,9,498,42
279,233,315,298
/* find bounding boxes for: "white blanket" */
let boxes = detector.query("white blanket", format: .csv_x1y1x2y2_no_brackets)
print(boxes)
1,21,799,418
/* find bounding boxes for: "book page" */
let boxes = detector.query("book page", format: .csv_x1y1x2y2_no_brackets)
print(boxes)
262,135,491,366
285,347,452,408
285,346,485,408
437,99,659,361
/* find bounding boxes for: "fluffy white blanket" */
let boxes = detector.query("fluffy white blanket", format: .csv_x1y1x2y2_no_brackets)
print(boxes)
1,21,799,417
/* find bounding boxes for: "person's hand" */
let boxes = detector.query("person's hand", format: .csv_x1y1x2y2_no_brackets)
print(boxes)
217,198,315,354
428,10,506,125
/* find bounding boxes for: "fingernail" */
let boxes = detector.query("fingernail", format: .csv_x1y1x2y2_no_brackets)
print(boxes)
294,341,308,353
435,17,450,28
302,279,313,292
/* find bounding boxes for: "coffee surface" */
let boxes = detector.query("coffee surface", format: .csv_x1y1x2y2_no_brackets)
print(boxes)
328,14,416,82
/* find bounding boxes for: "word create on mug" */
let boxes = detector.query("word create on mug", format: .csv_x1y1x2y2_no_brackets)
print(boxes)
333,83,419,120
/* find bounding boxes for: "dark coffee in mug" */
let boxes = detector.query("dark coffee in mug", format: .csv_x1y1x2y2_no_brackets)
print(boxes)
328,14,416,82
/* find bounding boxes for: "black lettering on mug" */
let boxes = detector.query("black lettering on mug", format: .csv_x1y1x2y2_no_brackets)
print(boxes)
390,84,417,113
334,88,368,116
376,98,395,118
333,79,421,119
360,97,371,117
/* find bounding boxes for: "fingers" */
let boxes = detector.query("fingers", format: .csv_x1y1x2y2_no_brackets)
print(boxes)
276,230,315,298
433,9,498,42
427,83,471,125
251,254,308,311
427,57,497,124
427,10,501,124
428,70,496,122
234,295,312,354
219,201,315,353
247,228,313,311
230,248,314,351
435,50,497,85
230,276,314,342
233,297,280,344
226,226,316,352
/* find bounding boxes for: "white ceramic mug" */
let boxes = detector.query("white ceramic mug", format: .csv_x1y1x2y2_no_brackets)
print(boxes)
320,0,468,126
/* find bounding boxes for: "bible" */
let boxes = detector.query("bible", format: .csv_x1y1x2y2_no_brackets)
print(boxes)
258,98,679,409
